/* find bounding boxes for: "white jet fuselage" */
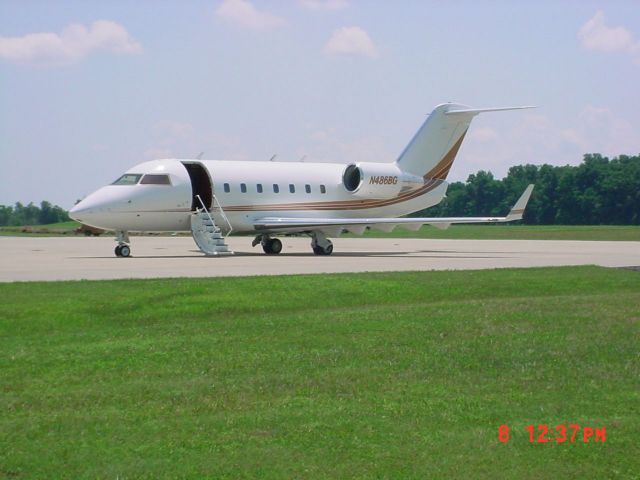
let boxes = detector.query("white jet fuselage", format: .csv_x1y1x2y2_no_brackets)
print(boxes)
69,103,535,257
70,158,447,234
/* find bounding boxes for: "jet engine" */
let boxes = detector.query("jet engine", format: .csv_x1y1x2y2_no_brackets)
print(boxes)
342,163,424,199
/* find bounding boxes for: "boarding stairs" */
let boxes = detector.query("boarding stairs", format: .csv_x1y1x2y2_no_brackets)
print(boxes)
190,195,234,256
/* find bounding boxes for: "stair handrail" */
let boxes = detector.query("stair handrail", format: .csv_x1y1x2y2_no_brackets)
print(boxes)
195,194,218,232
212,193,233,237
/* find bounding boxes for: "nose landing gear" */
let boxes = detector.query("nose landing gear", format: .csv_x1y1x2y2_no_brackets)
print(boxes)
115,245,131,257
115,231,131,257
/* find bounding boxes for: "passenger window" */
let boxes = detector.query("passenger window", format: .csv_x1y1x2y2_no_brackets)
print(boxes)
112,174,142,185
224,183,230,193
289,184,295,193
257,184,263,193
305,184,311,194
320,185,326,194
273,184,280,193
240,183,247,193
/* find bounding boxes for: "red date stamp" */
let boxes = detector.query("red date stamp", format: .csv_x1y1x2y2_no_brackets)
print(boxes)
498,424,606,443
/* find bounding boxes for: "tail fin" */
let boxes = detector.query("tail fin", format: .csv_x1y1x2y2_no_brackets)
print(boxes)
396,103,535,179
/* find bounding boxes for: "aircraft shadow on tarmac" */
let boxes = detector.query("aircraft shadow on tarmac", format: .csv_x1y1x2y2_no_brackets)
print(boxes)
74,249,510,260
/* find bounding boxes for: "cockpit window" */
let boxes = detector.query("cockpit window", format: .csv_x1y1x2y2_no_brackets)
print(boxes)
112,174,142,185
140,174,171,185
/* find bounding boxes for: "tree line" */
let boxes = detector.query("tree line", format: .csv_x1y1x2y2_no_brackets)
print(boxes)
0,201,70,226
421,154,640,225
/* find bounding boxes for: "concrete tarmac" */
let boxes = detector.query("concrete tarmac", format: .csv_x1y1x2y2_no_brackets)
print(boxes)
1,235,639,282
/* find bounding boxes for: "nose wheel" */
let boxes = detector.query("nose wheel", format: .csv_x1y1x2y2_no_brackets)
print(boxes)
115,245,131,257
114,231,131,257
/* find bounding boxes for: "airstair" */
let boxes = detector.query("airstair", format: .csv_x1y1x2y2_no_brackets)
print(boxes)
190,194,234,256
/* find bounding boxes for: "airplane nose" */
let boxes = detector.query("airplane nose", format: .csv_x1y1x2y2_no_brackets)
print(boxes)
68,198,97,223
68,187,126,227
68,202,84,221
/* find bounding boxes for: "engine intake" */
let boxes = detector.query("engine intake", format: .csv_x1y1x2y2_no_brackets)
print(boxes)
343,164,362,192
342,163,424,199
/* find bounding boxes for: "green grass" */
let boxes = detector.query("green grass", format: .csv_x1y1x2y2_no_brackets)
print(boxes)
0,221,81,236
1,267,639,478
350,224,640,241
2,222,639,241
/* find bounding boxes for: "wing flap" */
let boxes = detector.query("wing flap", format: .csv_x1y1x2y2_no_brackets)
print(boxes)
373,223,397,233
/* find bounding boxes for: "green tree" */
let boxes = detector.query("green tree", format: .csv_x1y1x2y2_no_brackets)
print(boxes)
417,153,640,225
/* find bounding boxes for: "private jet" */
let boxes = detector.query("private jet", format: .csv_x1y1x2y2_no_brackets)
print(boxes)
69,103,535,257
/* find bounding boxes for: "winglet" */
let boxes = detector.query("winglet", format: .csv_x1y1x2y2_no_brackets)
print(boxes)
506,184,535,221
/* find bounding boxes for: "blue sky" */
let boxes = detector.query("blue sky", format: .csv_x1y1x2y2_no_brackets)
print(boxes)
1,0,639,208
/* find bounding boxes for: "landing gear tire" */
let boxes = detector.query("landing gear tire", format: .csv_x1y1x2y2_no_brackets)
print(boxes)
262,238,282,255
115,245,131,257
312,241,333,256
115,231,131,258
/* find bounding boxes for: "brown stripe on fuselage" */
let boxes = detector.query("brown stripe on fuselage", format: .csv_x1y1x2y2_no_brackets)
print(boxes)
223,178,443,212
221,133,468,213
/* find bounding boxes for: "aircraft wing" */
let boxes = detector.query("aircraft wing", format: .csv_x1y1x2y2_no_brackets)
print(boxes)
253,184,534,235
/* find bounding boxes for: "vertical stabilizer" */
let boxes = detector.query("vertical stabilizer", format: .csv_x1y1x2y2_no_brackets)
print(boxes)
396,103,535,179
395,103,475,179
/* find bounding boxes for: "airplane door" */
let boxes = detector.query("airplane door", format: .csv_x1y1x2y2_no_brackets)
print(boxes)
181,162,212,211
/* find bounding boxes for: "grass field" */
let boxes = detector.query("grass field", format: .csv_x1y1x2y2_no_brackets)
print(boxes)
1,266,638,478
0,221,81,236
2,222,639,241
351,224,640,241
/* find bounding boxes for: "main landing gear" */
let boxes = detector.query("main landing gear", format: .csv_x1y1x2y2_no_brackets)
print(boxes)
115,231,131,257
251,232,334,256
253,234,283,255
311,231,333,256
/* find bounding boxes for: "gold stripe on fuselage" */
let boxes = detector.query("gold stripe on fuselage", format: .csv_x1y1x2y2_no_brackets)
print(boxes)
221,131,467,213
223,178,443,212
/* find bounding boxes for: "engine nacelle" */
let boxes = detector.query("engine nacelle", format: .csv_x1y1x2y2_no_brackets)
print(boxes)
342,163,424,199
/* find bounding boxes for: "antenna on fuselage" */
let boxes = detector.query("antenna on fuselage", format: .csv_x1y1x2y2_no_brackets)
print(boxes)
196,152,204,160
269,154,277,162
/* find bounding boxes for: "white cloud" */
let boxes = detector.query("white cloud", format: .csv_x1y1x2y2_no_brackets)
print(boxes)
469,127,497,143
324,26,378,58
143,122,195,160
578,11,640,61
299,0,348,11
162,121,195,140
453,107,640,182
309,129,331,142
0,20,142,66
216,0,286,31
143,147,174,160
574,105,638,154
300,126,391,164
144,121,250,161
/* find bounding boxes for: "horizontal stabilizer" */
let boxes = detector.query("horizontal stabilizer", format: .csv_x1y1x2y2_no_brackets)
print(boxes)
445,106,536,116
